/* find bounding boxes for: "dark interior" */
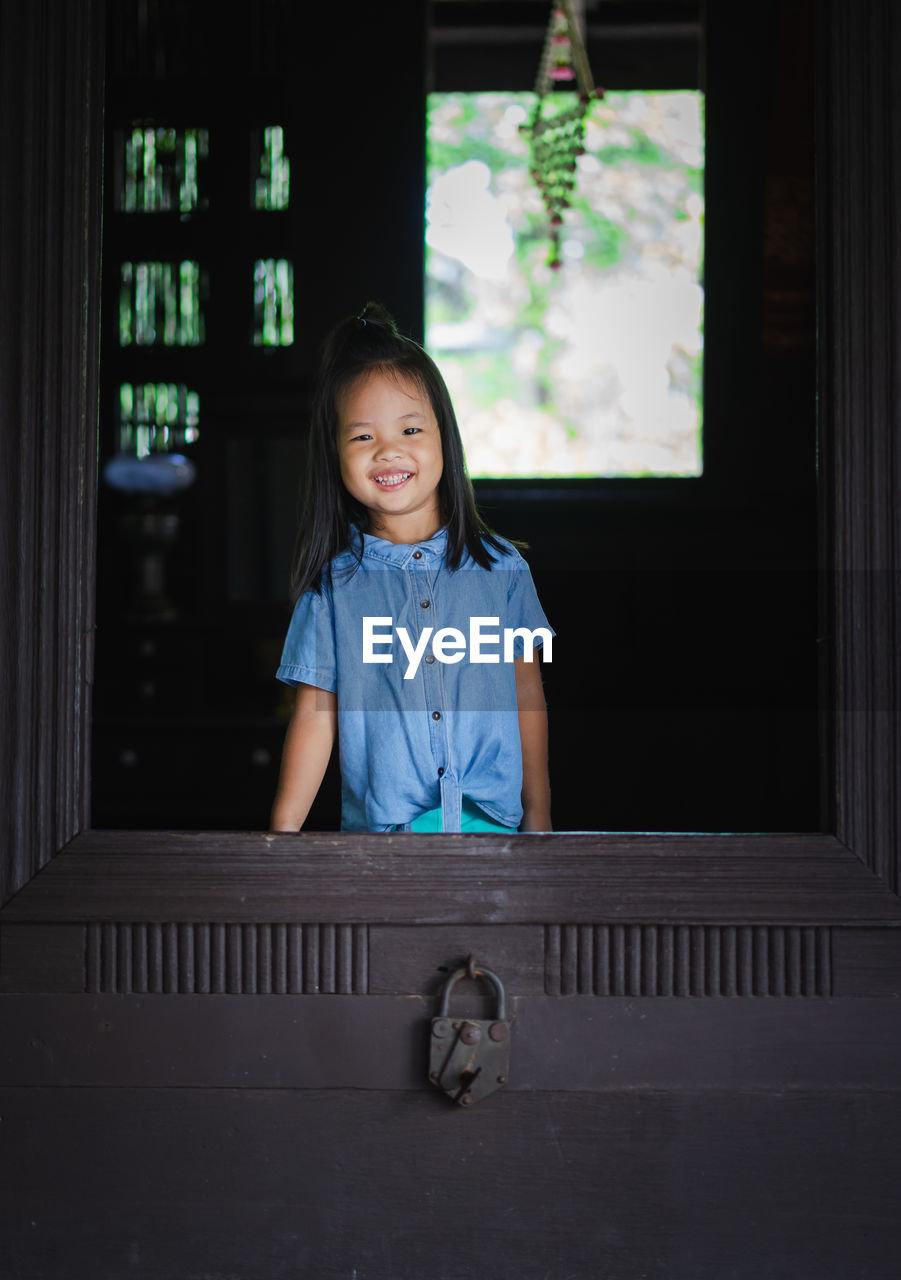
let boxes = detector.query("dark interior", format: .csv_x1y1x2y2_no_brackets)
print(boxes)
92,0,819,834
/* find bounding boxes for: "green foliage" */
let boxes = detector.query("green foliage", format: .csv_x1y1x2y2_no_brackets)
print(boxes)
428,136,527,183
453,351,521,406
426,92,533,183
567,199,628,269
595,129,665,168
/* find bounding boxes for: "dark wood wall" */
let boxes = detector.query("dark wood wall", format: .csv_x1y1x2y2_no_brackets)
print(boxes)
0,0,102,905
2,2,901,1279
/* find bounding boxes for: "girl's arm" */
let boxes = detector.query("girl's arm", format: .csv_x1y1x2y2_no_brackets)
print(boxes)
514,653,551,832
269,682,338,832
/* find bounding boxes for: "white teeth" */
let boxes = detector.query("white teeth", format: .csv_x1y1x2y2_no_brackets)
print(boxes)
374,472,411,486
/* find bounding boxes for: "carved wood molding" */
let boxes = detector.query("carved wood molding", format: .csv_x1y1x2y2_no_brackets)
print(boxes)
545,924,833,997
4,918,900,995
0,918,852,998
85,923,370,995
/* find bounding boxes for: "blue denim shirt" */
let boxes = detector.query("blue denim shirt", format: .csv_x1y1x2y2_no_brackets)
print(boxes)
276,526,553,832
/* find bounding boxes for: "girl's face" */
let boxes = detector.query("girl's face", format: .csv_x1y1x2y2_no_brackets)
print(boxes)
336,369,444,542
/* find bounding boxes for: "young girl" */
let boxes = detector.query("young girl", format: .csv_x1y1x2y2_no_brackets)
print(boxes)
269,302,553,834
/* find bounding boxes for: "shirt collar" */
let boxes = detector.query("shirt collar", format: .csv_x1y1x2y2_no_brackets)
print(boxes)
358,524,448,567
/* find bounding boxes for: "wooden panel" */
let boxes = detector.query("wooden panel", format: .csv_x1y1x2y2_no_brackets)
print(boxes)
545,924,832,996
512,996,901,1092
82,923,369,994
3,832,900,926
2,1086,900,1279
368,924,545,996
4,994,901,1092
0,925,85,993
0,0,102,905
831,928,901,996
821,0,901,892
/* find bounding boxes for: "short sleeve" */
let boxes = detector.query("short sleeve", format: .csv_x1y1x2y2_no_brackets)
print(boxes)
504,556,555,660
276,583,338,692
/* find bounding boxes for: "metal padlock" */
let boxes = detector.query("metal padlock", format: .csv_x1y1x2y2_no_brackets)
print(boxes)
429,957,511,1107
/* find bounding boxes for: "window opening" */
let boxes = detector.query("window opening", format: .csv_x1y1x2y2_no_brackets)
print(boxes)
113,126,210,214
252,125,291,210
119,260,206,346
118,382,201,457
425,90,704,478
252,258,294,346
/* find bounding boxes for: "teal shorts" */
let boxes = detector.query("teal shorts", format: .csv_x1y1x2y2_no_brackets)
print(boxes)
398,796,516,833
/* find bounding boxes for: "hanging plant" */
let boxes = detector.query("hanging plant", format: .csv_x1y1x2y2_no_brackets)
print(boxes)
520,1,604,269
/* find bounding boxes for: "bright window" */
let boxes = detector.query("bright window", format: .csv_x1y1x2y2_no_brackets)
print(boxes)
426,90,705,478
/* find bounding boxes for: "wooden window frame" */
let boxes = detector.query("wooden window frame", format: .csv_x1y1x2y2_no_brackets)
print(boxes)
2,0,900,945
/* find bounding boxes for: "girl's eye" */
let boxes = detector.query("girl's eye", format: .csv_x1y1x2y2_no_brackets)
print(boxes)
350,433,372,442
402,426,421,435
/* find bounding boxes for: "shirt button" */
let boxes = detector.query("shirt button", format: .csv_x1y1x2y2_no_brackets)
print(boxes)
432,711,441,721
438,767,444,776
425,654,436,665
412,550,422,559
421,599,430,609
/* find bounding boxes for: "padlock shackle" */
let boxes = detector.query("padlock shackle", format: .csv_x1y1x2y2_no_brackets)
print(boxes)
438,961,507,1020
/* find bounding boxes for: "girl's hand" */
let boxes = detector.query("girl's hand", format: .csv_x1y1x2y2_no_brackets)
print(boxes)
269,683,338,832
515,654,551,832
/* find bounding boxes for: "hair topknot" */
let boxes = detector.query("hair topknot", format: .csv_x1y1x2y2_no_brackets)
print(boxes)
319,301,416,378
355,300,397,331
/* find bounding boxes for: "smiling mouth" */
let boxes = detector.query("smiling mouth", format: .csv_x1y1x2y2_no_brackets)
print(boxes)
373,472,413,487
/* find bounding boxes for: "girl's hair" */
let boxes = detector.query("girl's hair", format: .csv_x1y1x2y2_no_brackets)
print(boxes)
290,300,514,599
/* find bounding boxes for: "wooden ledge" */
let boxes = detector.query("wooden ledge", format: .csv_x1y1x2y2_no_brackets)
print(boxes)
1,831,899,925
